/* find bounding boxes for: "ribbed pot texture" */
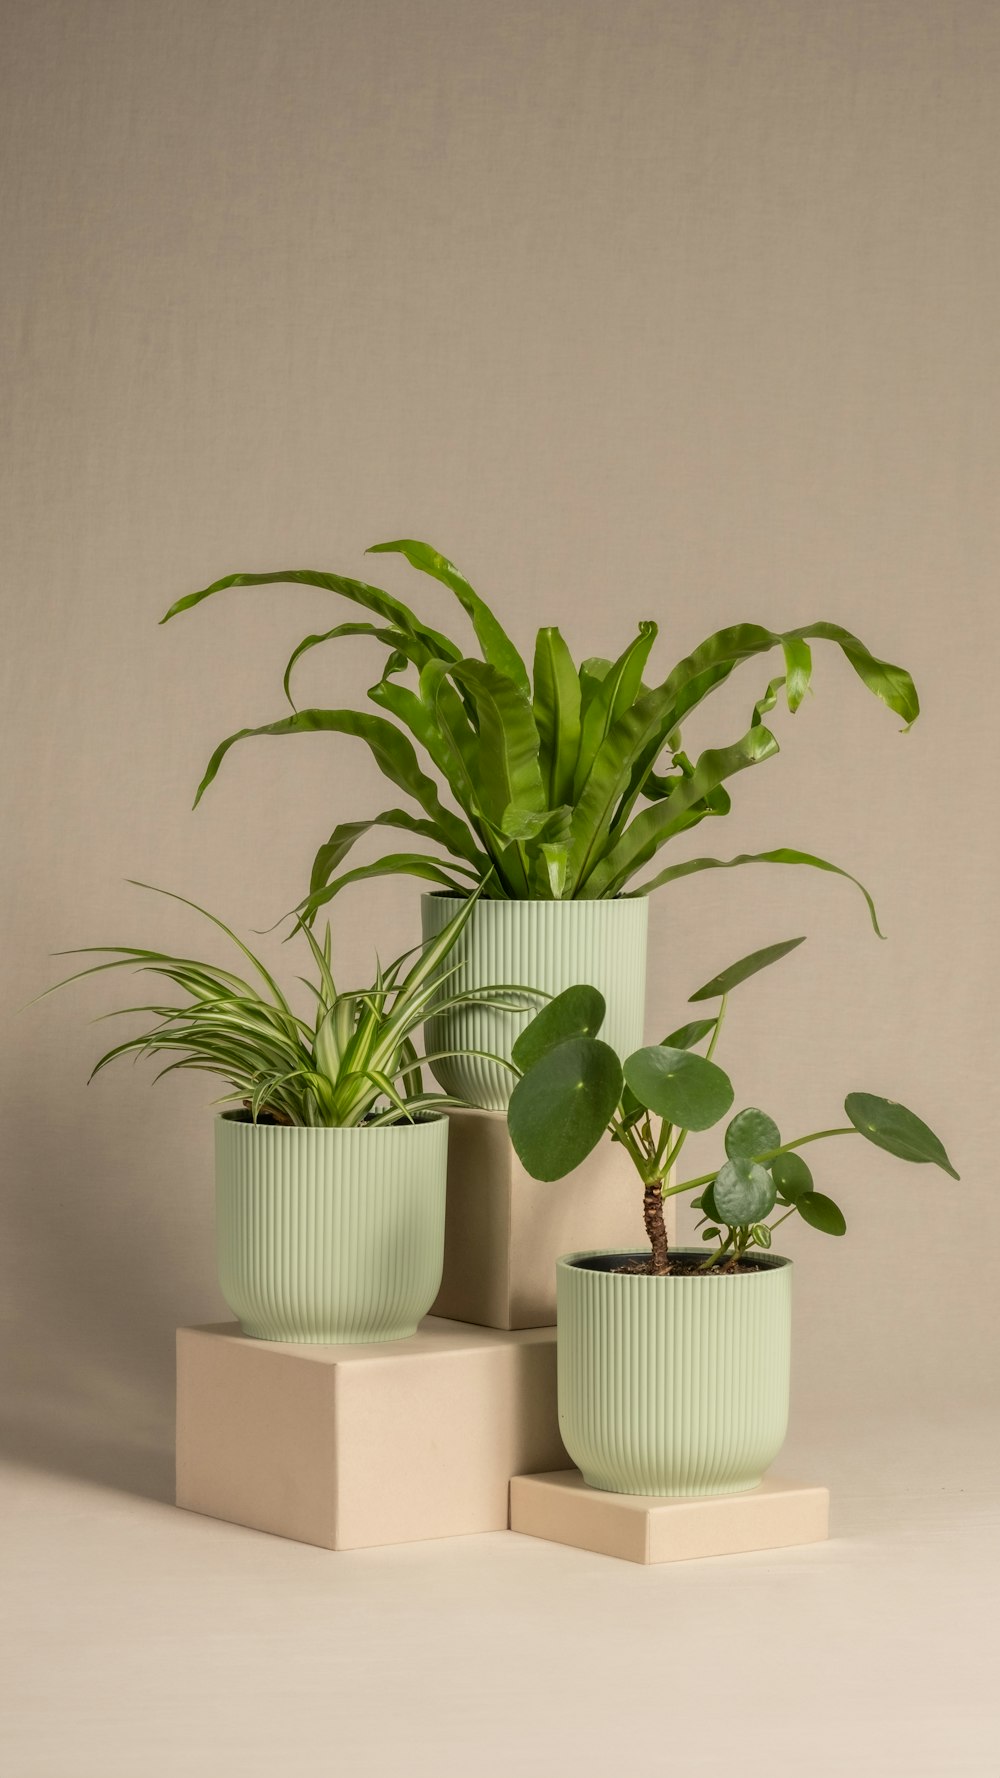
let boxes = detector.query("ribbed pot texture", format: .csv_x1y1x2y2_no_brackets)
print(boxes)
215,1113,448,1344
420,893,649,1110
557,1249,792,1496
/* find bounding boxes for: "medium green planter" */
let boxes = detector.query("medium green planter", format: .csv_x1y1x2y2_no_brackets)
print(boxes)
420,893,649,1111
215,1113,448,1344
557,1249,792,1496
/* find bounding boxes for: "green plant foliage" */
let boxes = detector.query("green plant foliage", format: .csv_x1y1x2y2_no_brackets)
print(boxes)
844,1092,960,1177
623,1045,734,1131
507,1036,624,1181
725,1108,781,1162
796,1192,848,1236
713,1158,778,1224
42,885,530,1128
163,541,917,913
510,984,606,1073
661,1018,718,1050
503,939,957,1273
770,1150,813,1203
688,936,806,1002
631,850,885,936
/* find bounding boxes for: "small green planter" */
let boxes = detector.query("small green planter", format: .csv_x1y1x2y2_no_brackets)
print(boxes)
557,1249,792,1496
420,893,649,1111
216,1112,448,1344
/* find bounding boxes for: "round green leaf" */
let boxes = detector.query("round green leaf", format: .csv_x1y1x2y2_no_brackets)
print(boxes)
796,1191,847,1236
713,1158,777,1225
623,1045,734,1131
845,1093,959,1179
511,985,607,1074
750,1223,772,1248
508,1036,623,1182
725,1107,781,1163
770,1150,813,1203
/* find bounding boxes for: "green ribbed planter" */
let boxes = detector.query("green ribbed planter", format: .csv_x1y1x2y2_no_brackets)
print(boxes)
557,1250,792,1496
420,893,649,1110
215,1113,448,1344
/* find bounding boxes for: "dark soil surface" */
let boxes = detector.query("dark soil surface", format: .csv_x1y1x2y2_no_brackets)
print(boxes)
612,1255,763,1277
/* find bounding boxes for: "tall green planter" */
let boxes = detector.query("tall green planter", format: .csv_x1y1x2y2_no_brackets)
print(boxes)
420,893,649,1111
215,1112,448,1344
557,1250,792,1495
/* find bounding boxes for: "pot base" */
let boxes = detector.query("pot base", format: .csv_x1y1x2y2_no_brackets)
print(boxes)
580,1470,764,1498
511,1469,829,1565
235,1319,423,1345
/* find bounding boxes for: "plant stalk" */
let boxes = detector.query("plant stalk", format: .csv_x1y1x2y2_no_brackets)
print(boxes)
643,1175,670,1274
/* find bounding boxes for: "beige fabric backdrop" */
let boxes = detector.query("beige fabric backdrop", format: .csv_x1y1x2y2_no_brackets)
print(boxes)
2,0,997,1488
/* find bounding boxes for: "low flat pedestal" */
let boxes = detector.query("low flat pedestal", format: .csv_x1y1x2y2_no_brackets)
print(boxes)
510,1470,829,1565
177,1318,569,1552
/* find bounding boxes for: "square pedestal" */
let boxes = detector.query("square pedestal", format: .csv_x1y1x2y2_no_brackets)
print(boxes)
510,1470,829,1565
177,1318,569,1551
432,1108,669,1330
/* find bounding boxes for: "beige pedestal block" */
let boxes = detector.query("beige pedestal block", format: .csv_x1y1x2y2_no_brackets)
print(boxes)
510,1470,829,1565
176,1318,569,1551
431,1108,667,1330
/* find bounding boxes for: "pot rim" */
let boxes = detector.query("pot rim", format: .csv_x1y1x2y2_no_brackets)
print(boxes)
216,1109,448,1133
558,1247,792,1276
421,890,645,908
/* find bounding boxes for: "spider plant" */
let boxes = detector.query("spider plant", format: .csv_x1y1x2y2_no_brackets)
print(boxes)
43,884,529,1126
162,538,919,926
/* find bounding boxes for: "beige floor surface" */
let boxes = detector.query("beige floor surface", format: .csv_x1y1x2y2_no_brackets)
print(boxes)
1,1404,997,1777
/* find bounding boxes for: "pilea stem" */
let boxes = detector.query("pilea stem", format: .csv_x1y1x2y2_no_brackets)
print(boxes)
670,1126,858,1197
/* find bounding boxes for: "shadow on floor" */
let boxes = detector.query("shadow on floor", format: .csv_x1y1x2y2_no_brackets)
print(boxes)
0,1402,176,1505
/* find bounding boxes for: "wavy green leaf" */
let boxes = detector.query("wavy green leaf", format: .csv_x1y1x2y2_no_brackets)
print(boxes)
532,627,581,807
582,722,780,897
782,639,812,712
640,677,782,803
161,566,459,662
307,810,483,904
367,675,486,858
368,539,530,694
408,659,488,830
617,619,918,837
578,657,611,714
537,840,570,899
659,619,918,732
787,622,918,727
628,847,884,936
192,706,460,835
565,682,682,892
573,622,658,799
282,621,419,707
449,660,546,829
296,853,475,921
